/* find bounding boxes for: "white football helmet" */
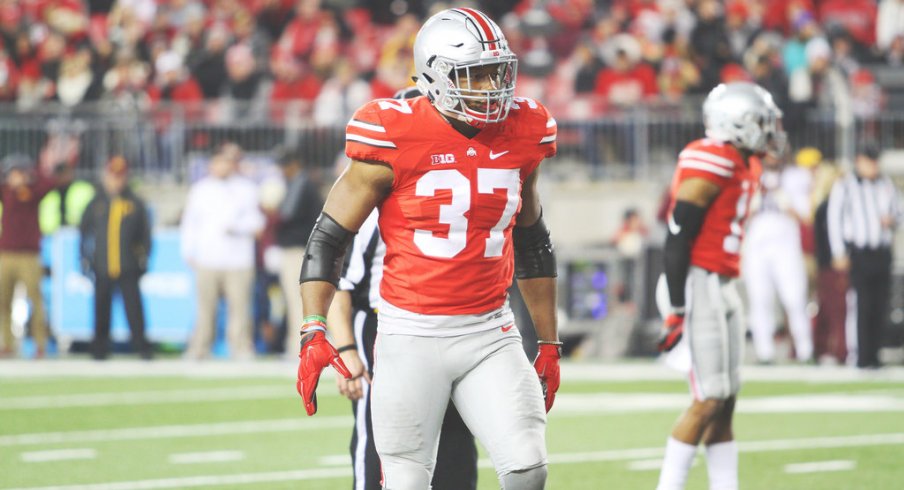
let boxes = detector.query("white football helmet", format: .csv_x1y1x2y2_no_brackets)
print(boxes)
413,8,518,127
703,82,786,157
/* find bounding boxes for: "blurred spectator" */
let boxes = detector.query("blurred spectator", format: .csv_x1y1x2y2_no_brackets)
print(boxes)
218,43,271,121
79,156,152,360
0,154,56,357
690,0,733,92
743,153,814,364
877,0,904,54
269,54,321,117
761,0,816,35
818,0,877,52
273,147,323,356
102,49,150,106
186,24,230,99
39,162,95,234
782,12,821,77
275,0,336,63
313,57,371,126
612,208,648,304
146,50,203,104
788,37,851,144
725,1,760,60
594,33,658,107
0,46,18,102
56,49,103,107
805,147,847,365
747,53,789,113
180,147,264,360
827,144,903,368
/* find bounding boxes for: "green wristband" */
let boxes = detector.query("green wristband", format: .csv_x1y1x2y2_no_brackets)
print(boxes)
303,314,328,325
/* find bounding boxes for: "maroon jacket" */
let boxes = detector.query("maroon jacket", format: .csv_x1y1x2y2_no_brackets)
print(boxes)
0,174,56,252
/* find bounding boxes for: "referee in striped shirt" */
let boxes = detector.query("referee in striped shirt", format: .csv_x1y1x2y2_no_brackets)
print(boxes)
325,209,478,490
827,143,904,368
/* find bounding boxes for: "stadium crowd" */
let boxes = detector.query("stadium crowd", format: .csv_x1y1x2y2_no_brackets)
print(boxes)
0,0,899,125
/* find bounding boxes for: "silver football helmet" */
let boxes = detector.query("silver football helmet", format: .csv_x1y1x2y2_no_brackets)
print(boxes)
703,82,786,157
413,8,518,127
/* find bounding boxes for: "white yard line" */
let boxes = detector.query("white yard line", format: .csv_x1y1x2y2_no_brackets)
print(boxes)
626,458,667,471
168,451,245,465
1,386,292,410
3,360,904,382
784,460,857,474
20,449,97,463
0,417,351,447
4,433,902,490
2,468,352,490
554,392,904,414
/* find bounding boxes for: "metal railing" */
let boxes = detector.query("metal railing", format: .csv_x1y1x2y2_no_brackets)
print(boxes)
2,99,903,182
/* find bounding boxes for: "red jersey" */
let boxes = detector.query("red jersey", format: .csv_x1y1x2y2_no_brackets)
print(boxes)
345,96,557,315
669,138,760,277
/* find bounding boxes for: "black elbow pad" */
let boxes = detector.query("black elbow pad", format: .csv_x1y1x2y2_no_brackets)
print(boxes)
513,213,557,279
299,212,355,286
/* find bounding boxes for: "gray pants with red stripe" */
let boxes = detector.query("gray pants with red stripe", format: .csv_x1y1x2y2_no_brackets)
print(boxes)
686,266,745,400
350,308,478,490
371,325,547,489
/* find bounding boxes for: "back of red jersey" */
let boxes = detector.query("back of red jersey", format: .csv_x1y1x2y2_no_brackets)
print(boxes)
669,138,760,277
345,96,556,315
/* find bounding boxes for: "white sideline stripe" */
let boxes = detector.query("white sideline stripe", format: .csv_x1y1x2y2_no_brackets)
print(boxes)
1,385,291,410
0,417,351,446
169,451,244,465
7,434,901,490
21,448,97,463
784,460,856,474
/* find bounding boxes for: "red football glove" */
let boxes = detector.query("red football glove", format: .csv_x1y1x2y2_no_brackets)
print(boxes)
534,343,561,413
296,329,352,416
658,314,685,352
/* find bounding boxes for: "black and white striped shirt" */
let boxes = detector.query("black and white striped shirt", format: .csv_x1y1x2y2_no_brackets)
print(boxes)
827,173,903,258
338,210,384,311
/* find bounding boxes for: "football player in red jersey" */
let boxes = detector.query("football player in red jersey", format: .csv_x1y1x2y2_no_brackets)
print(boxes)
656,82,785,490
295,8,559,490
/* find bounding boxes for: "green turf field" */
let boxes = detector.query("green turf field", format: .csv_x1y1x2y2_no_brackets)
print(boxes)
2,361,903,489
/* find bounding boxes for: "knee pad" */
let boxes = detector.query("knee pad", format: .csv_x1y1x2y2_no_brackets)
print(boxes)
381,465,431,490
500,464,547,490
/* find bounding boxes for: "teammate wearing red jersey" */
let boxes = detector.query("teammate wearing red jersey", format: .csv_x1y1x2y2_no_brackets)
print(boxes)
656,82,785,490
295,8,559,490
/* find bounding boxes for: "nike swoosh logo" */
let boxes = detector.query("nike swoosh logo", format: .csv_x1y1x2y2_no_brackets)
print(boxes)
501,324,514,333
489,150,509,160
668,214,682,235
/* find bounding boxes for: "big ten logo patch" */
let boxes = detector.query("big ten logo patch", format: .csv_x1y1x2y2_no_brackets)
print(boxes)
431,153,457,165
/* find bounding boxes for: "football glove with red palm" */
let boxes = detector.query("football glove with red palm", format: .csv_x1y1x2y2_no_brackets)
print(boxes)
534,343,561,413
658,313,685,352
297,329,352,416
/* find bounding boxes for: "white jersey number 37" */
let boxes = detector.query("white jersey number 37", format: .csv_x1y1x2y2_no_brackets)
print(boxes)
414,169,521,259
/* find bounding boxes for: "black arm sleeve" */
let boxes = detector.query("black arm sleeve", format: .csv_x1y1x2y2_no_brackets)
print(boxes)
513,211,557,279
663,200,707,312
299,212,355,286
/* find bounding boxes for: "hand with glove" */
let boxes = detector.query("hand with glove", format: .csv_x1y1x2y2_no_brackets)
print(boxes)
534,342,561,413
296,316,352,416
658,312,685,352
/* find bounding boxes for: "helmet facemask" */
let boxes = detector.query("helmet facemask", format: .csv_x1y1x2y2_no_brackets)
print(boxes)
425,55,518,128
